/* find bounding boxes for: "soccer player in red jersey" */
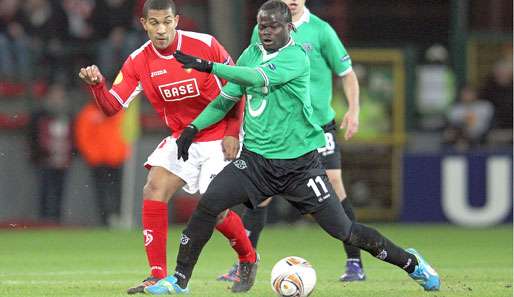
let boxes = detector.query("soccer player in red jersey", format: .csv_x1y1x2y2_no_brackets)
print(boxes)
78,0,256,294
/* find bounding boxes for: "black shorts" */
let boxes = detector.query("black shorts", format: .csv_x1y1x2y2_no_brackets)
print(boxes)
222,148,337,214
318,120,342,170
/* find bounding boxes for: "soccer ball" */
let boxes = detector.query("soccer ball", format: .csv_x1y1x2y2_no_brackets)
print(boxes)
270,256,317,297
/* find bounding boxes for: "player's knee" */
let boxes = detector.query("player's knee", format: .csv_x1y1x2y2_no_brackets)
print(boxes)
196,194,225,218
143,180,168,202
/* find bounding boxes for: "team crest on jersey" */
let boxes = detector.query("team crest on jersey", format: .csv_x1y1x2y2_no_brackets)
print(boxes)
113,72,123,85
267,63,276,71
301,42,313,53
158,78,200,101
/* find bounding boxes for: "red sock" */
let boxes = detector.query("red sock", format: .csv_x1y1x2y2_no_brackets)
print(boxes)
216,210,256,263
142,199,168,279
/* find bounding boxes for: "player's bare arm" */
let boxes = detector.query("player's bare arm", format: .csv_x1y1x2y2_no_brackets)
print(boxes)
78,65,103,85
339,70,360,140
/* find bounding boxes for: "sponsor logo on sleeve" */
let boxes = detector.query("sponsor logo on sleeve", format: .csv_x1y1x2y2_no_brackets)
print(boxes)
113,72,123,85
340,55,351,63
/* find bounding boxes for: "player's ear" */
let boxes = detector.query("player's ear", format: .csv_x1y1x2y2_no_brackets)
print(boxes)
174,14,180,28
140,17,147,30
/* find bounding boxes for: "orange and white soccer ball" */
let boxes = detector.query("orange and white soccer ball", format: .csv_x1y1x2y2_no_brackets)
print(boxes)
270,256,317,297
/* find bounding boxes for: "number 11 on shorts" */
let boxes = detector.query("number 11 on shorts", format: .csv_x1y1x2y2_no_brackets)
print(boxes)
307,176,330,202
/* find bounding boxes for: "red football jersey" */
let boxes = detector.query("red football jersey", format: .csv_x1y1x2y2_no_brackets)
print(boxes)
92,30,242,142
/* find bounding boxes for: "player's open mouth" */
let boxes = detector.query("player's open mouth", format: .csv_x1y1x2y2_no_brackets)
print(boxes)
262,39,273,45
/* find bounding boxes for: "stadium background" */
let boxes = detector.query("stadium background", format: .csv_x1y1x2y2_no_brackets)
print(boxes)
0,1,512,296
0,0,511,227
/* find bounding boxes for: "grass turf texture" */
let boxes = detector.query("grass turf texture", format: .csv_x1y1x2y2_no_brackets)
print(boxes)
0,224,511,297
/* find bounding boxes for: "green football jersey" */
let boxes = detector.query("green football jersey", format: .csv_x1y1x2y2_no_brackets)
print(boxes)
251,8,352,126
221,39,326,159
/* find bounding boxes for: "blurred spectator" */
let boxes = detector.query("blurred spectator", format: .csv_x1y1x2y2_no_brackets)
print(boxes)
0,0,30,82
480,59,513,130
28,82,74,223
61,0,96,80
75,101,131,226
20,0,69,81
443,84,494,150
416,43,456,130
92,0,139,80
61,0,95,41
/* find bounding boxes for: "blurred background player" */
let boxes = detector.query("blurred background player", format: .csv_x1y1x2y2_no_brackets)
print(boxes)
218,0,364,283
74,100,131,227
77,0,255,294
145,1,440,294
28,82,73,224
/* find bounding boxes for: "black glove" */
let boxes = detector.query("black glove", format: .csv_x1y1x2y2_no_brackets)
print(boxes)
176,124,198,161
174,50,213,73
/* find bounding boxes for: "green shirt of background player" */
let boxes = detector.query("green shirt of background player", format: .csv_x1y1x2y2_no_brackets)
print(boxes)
251,0,360,140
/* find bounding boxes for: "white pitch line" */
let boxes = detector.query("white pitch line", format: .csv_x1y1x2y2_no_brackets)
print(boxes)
0,270,138,277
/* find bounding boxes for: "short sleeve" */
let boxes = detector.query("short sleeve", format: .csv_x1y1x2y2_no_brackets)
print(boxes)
320,22,352,76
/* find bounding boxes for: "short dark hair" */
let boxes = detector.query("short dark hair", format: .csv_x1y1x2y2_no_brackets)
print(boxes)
259,0,292,23
143,0,177,18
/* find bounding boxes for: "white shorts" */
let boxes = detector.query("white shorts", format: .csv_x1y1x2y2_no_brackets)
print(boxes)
144,136,230,194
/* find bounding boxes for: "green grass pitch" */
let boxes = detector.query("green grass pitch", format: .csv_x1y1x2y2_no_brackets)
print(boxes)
0,224,511,297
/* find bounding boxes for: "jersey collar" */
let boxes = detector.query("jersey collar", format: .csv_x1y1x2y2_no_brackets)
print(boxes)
293,7,311,29
151,30,183,60
258,37,295,62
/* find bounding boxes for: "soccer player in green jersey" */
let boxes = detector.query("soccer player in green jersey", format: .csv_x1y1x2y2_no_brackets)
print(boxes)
218,0,365,282
144,1,440,294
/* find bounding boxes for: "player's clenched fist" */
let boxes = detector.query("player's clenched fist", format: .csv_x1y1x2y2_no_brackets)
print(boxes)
78,65,104,85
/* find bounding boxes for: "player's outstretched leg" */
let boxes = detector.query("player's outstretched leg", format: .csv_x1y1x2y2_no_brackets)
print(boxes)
311,197,440,291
